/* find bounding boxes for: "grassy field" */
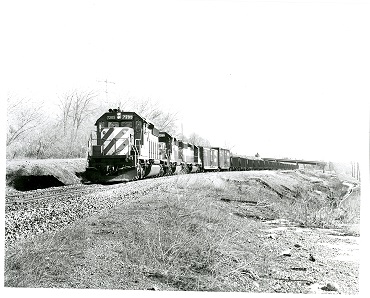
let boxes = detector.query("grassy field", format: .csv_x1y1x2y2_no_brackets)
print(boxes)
4,170,360,292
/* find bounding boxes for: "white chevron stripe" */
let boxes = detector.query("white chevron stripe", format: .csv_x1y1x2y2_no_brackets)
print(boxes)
101,127,133,155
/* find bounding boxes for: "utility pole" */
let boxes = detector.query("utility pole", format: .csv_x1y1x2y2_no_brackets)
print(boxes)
98,79,115,103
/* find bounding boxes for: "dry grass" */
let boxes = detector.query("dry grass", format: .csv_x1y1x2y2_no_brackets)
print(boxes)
271,173,360,230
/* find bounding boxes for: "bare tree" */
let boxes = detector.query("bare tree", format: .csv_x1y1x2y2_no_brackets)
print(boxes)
58,89,98,140
118,97,179,135
6,96,44,147
187,132,211,147
131,98,162,121
58,92,74,135
56,89,98,157
25,123,61,158
155,111,179,132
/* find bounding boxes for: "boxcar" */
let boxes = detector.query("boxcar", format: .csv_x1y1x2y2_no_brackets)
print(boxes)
240,157,248,170
230,156,240,171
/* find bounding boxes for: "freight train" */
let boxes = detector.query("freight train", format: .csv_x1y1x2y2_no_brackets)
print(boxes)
86,109,298,182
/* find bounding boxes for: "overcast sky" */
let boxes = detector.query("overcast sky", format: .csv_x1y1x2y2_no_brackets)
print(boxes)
3,0,369,163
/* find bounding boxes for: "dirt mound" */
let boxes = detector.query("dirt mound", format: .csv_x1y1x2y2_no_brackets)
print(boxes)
6,158,86,192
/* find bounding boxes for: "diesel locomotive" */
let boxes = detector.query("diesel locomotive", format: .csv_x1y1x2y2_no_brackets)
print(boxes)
86,109,298,182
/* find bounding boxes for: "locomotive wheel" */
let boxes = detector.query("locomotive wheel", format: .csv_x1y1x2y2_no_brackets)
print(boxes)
181,164,188,174
158,164,165,177
136,163,144,180
166,166,173,176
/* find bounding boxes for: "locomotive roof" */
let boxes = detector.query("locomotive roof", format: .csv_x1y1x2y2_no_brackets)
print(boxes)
159,131,172,138
211,146,230,151
159,131,182,142
95,110,148,125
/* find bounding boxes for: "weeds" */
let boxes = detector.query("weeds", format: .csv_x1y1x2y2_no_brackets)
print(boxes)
265,174,360,229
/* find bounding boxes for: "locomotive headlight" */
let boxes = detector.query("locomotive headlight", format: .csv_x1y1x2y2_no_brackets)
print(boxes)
117,112,121,119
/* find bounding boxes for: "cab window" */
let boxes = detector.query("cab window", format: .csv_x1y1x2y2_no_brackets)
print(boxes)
120,121,133,128
99,121,108,128
108,122,119,127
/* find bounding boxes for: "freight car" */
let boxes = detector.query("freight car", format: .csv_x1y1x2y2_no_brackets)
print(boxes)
86,109,298,182
230,155,298,171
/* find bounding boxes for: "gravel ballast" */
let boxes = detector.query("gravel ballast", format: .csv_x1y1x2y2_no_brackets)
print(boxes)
5,178,167,245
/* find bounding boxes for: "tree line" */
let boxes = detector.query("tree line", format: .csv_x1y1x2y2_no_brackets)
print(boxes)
6,90,211,159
